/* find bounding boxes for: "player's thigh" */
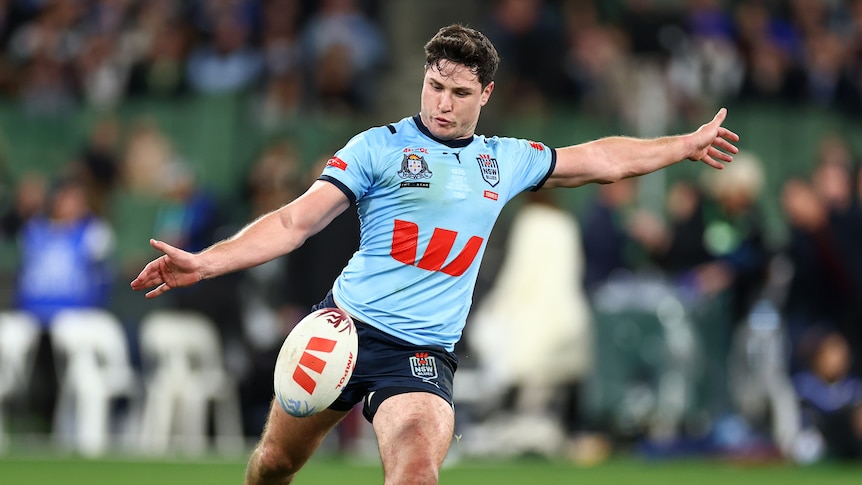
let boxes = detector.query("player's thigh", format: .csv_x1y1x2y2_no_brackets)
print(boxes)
372,392,454,465
258,398,350,464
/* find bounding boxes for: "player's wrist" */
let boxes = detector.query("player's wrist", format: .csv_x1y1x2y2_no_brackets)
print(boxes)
679,132,700,162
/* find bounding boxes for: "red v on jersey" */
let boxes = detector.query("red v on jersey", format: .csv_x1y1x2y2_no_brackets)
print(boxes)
390,219,483,277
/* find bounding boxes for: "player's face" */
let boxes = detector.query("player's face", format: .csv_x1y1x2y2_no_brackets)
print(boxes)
419,60,494,140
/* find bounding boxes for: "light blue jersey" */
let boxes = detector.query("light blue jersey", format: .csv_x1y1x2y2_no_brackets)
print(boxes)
319,115,556,351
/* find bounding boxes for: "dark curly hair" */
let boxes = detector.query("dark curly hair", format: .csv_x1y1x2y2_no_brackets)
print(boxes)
424,24,499,87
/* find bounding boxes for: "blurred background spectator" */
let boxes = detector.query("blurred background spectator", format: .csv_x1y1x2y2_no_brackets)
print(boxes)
12,174,116,434
467,190,593,459
69,115,122,216
299,0,386,115
14,175,115,326
580,177,646,295
0,171,45,240
483,0,575,115
186,9,263,95
791,330,862,462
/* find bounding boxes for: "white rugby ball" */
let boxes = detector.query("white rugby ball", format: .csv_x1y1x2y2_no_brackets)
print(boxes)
273,307,358,417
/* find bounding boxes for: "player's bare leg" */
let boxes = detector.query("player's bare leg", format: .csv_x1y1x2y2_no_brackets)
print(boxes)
373,392,455,485
244,400,349,485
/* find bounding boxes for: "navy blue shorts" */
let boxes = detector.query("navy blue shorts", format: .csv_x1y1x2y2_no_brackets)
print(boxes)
312,292,458,423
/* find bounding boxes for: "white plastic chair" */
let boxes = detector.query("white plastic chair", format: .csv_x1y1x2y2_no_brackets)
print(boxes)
49,308,140,457
0,310,42,450
138,310,243,455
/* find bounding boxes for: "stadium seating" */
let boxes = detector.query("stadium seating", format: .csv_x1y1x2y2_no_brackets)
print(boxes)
0,310,41,451
582,274,702,441
49,308,140,457
137,309,243,456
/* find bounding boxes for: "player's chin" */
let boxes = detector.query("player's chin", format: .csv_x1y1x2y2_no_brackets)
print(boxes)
429,126,459,141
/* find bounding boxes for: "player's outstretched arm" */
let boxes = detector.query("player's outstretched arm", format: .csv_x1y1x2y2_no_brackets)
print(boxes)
130,180,350,299
545,108,739,189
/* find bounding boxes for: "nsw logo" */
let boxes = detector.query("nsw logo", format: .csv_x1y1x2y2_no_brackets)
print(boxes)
476,154,499,187
409,352,438,380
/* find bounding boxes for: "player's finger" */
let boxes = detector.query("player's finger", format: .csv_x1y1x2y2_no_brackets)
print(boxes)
717,127,740,144
711,107,727,125
146,283,172,299
701,154,725,170
150,239,181,257
130,264,158,290
132,272,162,291
712,137,738,155
708,146,734,163
703,108,727,131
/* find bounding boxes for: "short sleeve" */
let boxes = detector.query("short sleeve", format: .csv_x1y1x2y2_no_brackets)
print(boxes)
497,137,557,196
318,129,382,204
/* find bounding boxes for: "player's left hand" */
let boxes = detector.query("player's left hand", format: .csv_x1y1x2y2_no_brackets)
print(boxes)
687,108,739,169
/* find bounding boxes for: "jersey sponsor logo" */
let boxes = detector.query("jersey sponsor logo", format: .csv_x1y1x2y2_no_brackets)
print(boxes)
483,190,498,201
397,153,433,180
390,219,483,276
409,352,438,380
529,141,544,151
326,156,348,170
477,153,499,187
292,336,337,395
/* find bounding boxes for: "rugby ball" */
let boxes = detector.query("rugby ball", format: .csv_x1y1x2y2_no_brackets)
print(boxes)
273,308,358,417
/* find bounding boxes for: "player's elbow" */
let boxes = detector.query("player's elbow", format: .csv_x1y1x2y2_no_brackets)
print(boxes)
564,148,634,185
602,158,659,184
275,208,315,252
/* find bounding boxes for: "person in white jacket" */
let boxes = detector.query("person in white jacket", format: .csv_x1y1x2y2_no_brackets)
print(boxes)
468,190,592,455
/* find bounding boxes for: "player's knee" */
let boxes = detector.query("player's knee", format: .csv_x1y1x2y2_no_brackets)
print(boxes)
385,463,439,485
384,436,442,485
252,442,300,481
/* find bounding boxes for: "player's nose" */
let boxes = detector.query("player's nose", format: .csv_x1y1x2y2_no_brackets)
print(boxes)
438,92,453,112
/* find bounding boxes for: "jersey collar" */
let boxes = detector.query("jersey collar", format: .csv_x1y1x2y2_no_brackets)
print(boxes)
412,115,474,148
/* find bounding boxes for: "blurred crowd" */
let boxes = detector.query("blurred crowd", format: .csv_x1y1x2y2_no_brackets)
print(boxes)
0,0,387,118
458,132,862,464
572,144,862,464
0,0,860,465
484,0,862,121
0,114,363,454
3,0,862,121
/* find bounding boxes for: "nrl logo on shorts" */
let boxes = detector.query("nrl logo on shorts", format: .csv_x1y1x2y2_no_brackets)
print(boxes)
397,153,432,180
409,352,438,379
477,153,499,187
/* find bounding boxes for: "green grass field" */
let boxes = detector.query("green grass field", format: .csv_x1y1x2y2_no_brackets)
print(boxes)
1,455,860,485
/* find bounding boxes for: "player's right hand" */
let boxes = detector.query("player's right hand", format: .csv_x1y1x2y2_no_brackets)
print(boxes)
130,239,202,299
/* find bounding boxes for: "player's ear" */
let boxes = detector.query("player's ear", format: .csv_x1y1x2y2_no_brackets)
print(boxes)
480,81,494,106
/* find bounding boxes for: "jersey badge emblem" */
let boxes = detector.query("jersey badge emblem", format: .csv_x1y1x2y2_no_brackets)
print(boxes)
409,352,438,380
477,154,499,187
398,153,432,180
